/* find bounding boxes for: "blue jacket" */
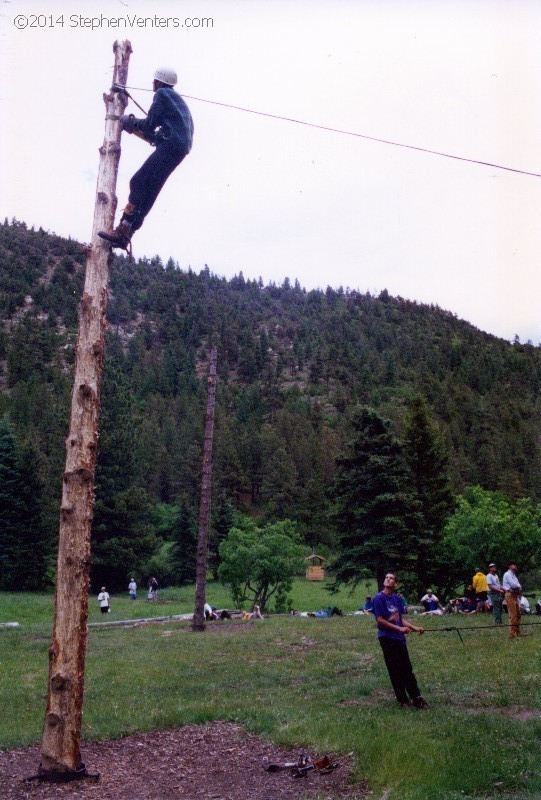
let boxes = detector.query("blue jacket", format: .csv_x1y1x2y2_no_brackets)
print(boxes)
133,88,193,153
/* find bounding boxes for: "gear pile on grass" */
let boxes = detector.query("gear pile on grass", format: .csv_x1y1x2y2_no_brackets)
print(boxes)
0,722,368,800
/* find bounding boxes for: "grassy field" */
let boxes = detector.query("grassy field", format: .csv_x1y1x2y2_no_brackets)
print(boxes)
1,582,540,800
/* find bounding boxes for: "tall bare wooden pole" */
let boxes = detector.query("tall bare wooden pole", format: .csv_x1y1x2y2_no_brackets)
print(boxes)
193,347,218,631
39,40,132,779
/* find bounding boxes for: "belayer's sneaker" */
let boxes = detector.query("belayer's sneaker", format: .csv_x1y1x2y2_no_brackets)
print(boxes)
413,696,429,710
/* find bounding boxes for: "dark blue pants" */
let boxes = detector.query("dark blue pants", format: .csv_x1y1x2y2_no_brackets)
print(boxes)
379,637,421,704
128,140,186,231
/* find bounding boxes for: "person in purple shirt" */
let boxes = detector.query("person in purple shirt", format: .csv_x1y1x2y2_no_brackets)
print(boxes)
372,572,429,709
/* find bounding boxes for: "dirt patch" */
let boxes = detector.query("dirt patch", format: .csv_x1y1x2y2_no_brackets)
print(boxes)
463,706,541,720
278,636,318,652
0,722,368,800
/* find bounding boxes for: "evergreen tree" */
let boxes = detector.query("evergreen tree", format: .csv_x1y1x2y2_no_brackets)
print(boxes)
402,395,456,593
0,416,25,587
260,443,298,521
0,416,49,589
208,492,236,578
170,499,198,584
91,358,158,590
330,407,421,590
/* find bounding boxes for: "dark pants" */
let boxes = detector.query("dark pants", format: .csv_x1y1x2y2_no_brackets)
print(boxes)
128,140,186,231
379,637,421,704
489,591,503,624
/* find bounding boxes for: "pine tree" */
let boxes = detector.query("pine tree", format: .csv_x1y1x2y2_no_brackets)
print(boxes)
91,358,157,590
170,499,198,584
208,492,236,578
402,395,456,594
0,416,26,587
0,416,49,589
330,407,421,589
261,444,298,521
15,443,50,589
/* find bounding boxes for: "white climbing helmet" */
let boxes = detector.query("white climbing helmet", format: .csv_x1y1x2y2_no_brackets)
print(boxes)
154,67,177,86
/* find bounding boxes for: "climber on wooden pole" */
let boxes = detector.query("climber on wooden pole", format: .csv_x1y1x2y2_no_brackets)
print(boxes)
98,67,194,253
38,40,132,782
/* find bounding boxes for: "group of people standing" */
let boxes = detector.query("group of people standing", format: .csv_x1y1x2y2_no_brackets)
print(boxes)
484,561,526,637
465,562,528,635
97,577,160,613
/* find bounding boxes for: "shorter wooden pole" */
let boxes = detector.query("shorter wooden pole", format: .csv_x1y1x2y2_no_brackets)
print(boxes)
193,347,218,631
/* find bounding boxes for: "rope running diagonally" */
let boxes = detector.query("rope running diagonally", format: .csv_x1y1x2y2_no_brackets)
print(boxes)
117,84,541,179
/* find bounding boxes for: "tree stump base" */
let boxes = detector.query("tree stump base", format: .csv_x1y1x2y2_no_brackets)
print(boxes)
30,763,100,783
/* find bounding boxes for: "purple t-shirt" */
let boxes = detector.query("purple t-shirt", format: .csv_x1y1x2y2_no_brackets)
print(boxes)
372,591,406,642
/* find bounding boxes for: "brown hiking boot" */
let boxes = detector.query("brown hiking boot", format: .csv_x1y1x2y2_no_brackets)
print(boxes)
98,220,133,251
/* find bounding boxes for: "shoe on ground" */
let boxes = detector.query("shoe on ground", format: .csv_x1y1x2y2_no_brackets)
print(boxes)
413,697,429,710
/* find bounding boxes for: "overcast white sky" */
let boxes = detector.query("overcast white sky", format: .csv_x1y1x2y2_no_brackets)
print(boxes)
1,0,540,343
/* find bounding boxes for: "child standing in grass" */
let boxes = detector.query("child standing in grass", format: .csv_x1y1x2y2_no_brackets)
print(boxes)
98,587,110,614
372,572,428,709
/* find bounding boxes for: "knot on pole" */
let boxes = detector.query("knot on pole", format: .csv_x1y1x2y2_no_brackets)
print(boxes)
80,293,93,311
63,467,93,484
45,713,62,729
50,673,70,692
78,383,96,400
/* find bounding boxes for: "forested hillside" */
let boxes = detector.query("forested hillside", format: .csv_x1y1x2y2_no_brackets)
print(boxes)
1,219,540,590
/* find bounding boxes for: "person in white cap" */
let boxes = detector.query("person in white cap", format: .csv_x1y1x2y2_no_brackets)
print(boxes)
98,587,110,614
99,67,194,252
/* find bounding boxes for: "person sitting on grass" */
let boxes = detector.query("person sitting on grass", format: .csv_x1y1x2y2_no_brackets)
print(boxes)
242,605,263,620
203,602,218,620
443,597,464,615
361,595,374,614
457,596,478,614
518,595,531,615
420,589,442,614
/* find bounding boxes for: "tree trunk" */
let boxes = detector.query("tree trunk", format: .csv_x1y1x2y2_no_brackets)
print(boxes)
192,347,218,631
39,40,132,778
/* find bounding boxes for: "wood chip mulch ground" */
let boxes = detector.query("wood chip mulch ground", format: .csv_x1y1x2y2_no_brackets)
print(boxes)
0,721,369,800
